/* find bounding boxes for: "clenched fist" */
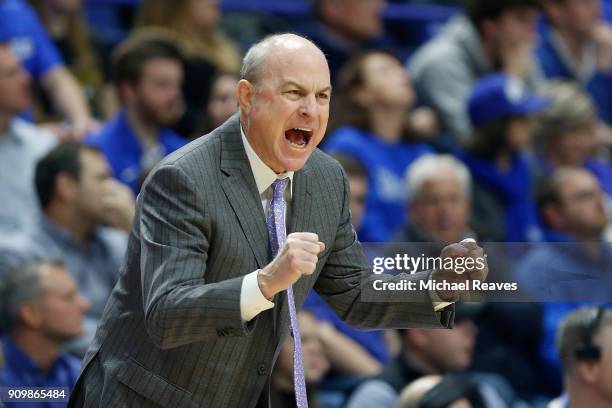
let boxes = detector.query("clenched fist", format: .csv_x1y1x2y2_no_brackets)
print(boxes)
431,238,488,302
258,232,325,300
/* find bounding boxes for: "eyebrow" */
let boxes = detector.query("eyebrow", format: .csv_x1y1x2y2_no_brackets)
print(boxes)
284,81,332,94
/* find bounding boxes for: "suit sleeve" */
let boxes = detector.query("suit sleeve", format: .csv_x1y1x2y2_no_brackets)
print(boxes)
139,164,254,349
314,166,454,329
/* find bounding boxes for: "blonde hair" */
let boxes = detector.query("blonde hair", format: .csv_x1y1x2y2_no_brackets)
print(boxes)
136,0,241,74
533,80,597,151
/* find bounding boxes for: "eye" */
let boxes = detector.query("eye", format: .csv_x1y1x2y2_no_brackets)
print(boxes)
286,89,300,95
317,92,330,100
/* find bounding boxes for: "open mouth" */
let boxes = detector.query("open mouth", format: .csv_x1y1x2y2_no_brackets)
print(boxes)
285,127,313,149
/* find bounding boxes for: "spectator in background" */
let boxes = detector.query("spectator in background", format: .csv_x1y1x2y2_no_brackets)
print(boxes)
26,142,132,355
549,306,612,408
538,0,612,125
517,167,611,298
531,81,612,198
271,311,330,408
136,0,241,137
27,0,111,119
0,42,56,244
397,154,545,402
203,73,239,134
396,154,474,244
302,0,394,81
86,36,186,193
0,261,90,404
458,73,549,242
325,50,433,242
409,0,540,145
347,305,517,408
0,0,96,139
516,168,612,395
334,154,368,231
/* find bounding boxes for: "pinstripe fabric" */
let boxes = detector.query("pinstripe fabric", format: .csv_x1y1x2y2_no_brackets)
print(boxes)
67,114,454,408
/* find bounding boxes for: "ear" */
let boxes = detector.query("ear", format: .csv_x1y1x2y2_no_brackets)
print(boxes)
54,172,78,204
19,303,42,329
237,79,255,114
576,360,600,384
117,81,136,105
541,204,565,231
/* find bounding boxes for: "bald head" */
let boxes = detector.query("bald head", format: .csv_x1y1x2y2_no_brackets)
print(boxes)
241,34,328,86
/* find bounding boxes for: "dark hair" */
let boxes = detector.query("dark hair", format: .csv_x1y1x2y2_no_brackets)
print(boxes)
465,117,513,158
331,154,367,180
35,142,96,210
329,50,399,135
111,35,183,85
557,306,612,372
463,0,539,33
536,167,586,228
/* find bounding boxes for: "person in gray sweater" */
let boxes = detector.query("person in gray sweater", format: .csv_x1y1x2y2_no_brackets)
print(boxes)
408,0,541,146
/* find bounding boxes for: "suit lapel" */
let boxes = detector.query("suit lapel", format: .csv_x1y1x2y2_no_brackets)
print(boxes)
219,116,270,269
288,165,313,235
287,162,317,301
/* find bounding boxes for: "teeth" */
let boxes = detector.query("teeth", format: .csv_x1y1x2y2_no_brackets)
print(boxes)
293,127,312,132
287,139,306,148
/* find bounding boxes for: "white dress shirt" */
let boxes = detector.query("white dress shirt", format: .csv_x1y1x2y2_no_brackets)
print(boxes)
239,127,293,322
238,127,451,322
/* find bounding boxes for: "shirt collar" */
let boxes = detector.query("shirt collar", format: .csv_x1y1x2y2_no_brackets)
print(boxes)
240,126,294,197
40,215,100,250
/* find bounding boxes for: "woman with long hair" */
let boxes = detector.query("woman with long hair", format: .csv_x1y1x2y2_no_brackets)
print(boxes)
28,0,107,118
135,0,241,137
325,50,433,242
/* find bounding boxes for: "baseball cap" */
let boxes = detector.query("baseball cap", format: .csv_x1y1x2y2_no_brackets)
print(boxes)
468,74,550,128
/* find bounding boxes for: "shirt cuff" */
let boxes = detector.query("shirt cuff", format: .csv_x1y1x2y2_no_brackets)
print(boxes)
240,270,275,322
429,288,454,312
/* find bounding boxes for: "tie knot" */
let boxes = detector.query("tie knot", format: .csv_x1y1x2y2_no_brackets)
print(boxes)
272,178,289,200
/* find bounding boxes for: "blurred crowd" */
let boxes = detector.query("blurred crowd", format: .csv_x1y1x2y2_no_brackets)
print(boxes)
1,0,612,407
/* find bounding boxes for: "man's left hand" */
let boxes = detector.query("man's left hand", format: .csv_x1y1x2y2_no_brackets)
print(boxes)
431,238,488,302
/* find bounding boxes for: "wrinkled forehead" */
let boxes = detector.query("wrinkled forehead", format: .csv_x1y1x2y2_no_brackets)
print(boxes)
261,43,331,89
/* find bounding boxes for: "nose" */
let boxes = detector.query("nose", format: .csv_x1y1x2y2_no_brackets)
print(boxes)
299,94,318,119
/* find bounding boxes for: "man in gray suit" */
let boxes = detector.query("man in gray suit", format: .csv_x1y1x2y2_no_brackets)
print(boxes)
69,34,487,408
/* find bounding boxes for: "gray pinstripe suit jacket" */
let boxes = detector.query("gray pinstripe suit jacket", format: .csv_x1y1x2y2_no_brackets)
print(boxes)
68,114,454,408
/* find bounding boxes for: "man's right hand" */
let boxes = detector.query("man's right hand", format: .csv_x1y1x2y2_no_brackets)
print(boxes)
258,232,325,300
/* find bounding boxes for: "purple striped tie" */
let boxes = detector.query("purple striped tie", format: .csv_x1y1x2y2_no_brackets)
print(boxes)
266,178,308,408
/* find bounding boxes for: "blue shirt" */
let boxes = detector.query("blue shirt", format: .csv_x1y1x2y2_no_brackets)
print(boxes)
86,110,187,193
324,126,433,242
303,292,389,364
458,150,542,242
0,0,62,79
537,27,612,124
0,336,80,408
